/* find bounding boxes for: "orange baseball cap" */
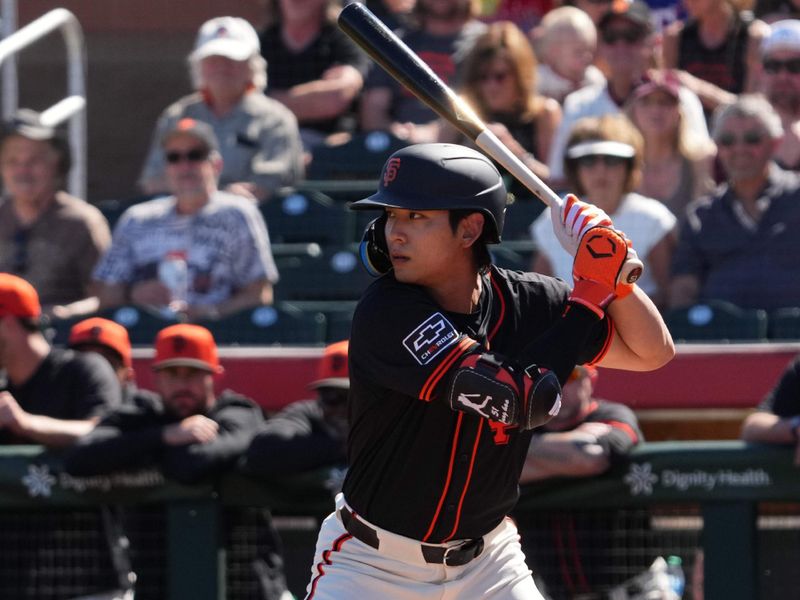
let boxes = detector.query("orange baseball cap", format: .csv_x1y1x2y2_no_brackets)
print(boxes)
68,317,133,368
309,340,349,390
0,273,41,318
152,324,222,373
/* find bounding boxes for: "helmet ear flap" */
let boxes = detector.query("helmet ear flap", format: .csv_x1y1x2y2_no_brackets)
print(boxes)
359,213,392,277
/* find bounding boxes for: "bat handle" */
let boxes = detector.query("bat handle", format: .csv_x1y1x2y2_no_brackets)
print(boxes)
474,130,643,285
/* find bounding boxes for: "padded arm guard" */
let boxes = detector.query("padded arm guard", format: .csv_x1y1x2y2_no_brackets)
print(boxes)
446,352,562,430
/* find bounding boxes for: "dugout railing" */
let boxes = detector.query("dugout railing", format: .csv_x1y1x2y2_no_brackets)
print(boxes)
0,441,797,599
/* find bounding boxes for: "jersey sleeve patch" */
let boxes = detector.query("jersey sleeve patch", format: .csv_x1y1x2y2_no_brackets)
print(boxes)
402,312,460,365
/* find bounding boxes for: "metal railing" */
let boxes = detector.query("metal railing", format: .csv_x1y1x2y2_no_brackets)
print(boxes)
0,2,87,199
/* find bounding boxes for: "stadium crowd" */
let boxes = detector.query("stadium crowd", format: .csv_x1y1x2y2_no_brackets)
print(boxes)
4,0,800,598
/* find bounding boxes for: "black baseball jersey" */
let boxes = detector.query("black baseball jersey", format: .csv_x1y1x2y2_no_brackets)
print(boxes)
342,265,611,542
758,354,800,417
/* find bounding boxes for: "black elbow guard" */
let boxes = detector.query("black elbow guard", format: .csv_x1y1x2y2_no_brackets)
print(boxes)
445,352,562,430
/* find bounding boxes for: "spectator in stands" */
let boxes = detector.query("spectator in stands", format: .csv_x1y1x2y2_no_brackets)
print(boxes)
0,109,111,319
366,0,417,31
520,365,642,482
741,354,800,464
359,0,486,142
663,0,768,116
482,0,553,32
532,6,606,105
139,16,303,201
259,0,370,155
760,20,800,170
68,317,159,407
547,0,709,186
627,70,716,217
94,119,279,321
532,114,677,306
757,0,800,23
566,0,614,28
64,324,263,482
444,20,561,180
669,94,800,310
241,340,349,479
0,274,120,446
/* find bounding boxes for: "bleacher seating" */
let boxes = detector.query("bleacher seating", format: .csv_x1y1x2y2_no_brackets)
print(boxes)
100,305,182,345
261,188,355,246
501,196,545,241
200,303,326,346
306,131,408,181
768,307,800,341
664,300,769,343
274,246,373,302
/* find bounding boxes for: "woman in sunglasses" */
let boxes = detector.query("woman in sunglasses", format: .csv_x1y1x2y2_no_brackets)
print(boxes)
627,71,716,218
530,113,677,307
444,20,562,181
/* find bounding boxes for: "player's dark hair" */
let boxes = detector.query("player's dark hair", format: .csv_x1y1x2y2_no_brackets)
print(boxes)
449,209,492,273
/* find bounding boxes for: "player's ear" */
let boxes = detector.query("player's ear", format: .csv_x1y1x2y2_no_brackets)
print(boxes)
460,212,485,247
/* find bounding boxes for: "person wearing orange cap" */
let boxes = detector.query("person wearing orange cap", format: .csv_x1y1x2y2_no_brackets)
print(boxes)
64,323,264,484
68,317,160,408
0,273,121,446
242,340,350,479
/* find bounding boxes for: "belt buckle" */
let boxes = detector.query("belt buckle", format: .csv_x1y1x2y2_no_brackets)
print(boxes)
443,537,484,567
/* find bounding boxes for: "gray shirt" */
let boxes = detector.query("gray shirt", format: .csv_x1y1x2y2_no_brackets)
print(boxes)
139,92,304,195
93,191,278,306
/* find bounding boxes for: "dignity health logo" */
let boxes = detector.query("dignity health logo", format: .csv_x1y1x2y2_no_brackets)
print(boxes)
624,462,772,496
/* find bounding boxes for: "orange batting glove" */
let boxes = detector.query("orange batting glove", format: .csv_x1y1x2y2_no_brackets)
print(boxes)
569,226,637,318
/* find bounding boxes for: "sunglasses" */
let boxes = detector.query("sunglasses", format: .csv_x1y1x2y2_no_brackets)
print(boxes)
12,229,29,274
715,130,767,147
763,58,800,75
574,154,629,168
478,70,511,84
601,28,645,45
165,148,209,164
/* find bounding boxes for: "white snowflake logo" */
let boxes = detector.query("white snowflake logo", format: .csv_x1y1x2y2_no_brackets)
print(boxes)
22,464,56,498
624,462,658,496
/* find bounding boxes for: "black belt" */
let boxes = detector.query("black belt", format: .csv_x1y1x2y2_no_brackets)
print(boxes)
339,506,484,567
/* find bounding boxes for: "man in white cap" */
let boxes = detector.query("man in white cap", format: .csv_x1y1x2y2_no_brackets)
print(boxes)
139,16,304,201
760,19,800,170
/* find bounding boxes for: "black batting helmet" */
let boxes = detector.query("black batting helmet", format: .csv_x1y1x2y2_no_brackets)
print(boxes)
350,143,508,243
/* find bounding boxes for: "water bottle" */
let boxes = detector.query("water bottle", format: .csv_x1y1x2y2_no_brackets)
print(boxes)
666,555,685,598
157,251,189,314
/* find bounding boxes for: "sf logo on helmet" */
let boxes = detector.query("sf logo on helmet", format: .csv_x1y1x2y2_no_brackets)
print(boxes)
586,233,618,259
383,158,401,187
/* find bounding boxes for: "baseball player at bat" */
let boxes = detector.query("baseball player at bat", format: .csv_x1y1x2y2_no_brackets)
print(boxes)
304,143,674,599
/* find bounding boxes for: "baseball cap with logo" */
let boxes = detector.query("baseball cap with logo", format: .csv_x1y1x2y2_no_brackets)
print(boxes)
762,19,800,57
152,324,222,373
599,0,653,34
161,118,219,152
191,16,260,62
309,340,350,390
68,317,133,368
0,273,41,318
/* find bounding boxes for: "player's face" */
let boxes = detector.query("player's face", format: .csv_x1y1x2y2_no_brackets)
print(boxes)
155,365,215,419
384,208,466,285
0,136,60,205
715,116,776,183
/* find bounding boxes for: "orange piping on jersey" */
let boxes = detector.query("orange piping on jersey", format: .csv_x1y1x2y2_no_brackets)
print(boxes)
422,412,464,542
588,317,614,365
442,418,484,542
419,337,477,402
307,532,352,598
604,420,640,444
487,271,506,342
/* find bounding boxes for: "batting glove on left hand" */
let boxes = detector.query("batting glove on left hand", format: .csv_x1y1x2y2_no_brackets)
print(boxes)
550,194,613,256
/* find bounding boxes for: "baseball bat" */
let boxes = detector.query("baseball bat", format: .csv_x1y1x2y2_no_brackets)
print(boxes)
338,2,642,284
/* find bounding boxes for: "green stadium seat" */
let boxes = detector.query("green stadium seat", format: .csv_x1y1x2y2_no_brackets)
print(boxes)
664,300,768,342
200,304,326,346
275,246,374,302
768,307,800,340
100,305,181,346
306,131,408,181
260,188,354,246
501,196,545,241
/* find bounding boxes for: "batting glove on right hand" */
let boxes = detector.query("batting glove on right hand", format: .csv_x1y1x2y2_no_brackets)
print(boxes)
550,194,613,257
569,226,638,318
